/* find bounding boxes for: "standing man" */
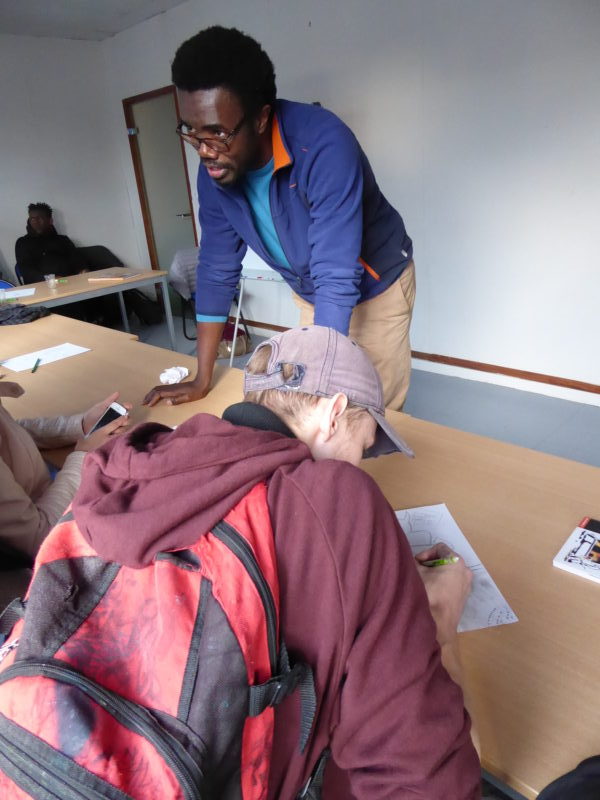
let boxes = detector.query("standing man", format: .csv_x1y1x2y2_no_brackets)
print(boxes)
144,26,416,411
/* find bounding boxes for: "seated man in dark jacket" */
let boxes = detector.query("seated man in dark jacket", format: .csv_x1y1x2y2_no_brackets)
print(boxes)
15,202,84,284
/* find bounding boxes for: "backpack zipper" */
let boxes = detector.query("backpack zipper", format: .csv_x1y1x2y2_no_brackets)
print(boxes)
0,660,203,800
211,521,278,674
0,720,132,800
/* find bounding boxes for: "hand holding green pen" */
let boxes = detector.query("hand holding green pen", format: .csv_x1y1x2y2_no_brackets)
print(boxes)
421,555,460,568
415,543,473,646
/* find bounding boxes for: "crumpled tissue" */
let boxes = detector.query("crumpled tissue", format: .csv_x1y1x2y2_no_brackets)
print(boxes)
159,366,189,384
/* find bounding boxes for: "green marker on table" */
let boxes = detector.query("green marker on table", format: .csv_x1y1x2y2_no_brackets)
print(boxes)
31,358,41,373
58,279,68,283
421,556,460,568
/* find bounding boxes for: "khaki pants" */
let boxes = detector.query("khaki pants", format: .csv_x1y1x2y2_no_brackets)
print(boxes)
293,262,416,410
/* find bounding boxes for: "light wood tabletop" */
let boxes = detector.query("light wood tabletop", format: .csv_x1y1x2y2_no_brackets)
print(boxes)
1,333,234,427
363,412,600,799
0,313,138,360
2,316,599,797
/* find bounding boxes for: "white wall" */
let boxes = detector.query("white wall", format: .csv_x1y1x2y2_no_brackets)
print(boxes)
0,34,138,282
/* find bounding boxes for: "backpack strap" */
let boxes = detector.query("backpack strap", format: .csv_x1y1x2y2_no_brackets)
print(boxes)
248,641,316,752
297,749,330,799
0,598,26,642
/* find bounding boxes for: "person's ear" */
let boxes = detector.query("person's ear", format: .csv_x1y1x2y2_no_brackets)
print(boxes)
318,393,348,441
256,104,272,135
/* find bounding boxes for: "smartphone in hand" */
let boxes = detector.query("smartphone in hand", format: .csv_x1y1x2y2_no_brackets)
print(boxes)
85,401,128,437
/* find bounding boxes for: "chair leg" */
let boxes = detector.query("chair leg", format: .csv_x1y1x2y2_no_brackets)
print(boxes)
238,308,252,346
182,297,197,340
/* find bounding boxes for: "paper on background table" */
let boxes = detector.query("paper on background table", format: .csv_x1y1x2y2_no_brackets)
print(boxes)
87,270,137,281
395,503,518,632
1,342,90,372
3,287,35,299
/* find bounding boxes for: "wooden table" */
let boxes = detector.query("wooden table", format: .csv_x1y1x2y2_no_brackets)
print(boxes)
1,320,235,428
362,412,600,799
0,313,138,359
3,316,600,797
13,268,177,350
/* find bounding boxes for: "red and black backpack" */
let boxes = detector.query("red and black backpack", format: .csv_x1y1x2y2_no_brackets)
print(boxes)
0,482,319,799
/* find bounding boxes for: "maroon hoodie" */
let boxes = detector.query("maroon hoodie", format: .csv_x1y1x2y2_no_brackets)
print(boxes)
73,409,480,799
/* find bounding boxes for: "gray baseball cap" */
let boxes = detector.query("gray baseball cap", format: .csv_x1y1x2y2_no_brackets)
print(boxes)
243,325,414,458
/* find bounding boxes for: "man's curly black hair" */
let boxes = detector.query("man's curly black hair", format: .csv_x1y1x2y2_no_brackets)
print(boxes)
171,26,276,118
28,202,52,217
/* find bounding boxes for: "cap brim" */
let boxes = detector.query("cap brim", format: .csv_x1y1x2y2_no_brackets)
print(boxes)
364,409,415,459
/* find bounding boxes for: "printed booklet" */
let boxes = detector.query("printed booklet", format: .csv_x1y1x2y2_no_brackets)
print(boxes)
553,517,600,584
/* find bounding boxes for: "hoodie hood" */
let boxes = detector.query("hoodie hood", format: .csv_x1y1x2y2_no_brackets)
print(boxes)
73,412,310,568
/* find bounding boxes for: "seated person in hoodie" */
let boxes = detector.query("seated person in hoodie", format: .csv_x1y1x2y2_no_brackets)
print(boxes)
0,379,129,607
15,202,84,284
73,325,480,798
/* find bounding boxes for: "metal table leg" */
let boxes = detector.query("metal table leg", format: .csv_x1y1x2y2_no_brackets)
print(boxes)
160,275,177,350
117,291,130,333
230,278,245,367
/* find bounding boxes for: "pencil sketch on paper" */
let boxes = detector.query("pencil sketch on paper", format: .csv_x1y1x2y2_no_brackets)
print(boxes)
395,503,518,633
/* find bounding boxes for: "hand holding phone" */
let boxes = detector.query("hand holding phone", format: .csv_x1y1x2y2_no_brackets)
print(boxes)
78,393,131,452
85,401,128,437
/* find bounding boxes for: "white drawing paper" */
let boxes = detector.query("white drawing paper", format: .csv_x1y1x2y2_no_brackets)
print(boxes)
395,503,518,632
3,288,36,299
1,343,90,372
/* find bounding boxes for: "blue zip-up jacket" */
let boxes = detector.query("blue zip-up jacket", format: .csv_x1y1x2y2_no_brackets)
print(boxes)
195,99,413,334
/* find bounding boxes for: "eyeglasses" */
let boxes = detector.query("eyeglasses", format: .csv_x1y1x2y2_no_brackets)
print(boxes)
175,115,247,152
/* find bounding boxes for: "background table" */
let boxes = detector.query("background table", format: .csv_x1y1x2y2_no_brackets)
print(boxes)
13,268,177,349
3,315,600,797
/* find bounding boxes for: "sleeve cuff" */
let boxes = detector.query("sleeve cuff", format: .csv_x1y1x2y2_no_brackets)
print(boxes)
313,300,353,336
196,314,228,323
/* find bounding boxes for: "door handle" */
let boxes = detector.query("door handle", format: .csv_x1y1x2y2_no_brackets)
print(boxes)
175,212,192,218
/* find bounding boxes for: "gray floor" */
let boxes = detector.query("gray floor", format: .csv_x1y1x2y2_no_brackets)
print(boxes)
134,316,599,800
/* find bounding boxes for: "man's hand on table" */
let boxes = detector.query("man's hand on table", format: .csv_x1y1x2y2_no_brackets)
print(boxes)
142,378,210,407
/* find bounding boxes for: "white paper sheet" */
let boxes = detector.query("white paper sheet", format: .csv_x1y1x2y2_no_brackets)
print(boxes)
3,287,35,298
395,503,518,632
1,342,90,372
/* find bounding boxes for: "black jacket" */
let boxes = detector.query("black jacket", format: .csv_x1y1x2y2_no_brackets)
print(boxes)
15,230,83,283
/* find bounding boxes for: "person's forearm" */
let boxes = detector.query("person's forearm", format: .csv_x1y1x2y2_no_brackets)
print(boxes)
441,640,481,757
36,451,86,529
18,414,84,449
439,639,463,687
195,321,226,389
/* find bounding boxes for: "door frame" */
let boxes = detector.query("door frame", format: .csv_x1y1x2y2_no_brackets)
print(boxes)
122,85,198,270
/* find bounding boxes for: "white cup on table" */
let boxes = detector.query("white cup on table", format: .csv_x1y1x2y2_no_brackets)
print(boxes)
44,274,57,290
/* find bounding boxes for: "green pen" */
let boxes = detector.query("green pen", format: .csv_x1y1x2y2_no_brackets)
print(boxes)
31,358,41,373
58,279,68,283
421,556,460,568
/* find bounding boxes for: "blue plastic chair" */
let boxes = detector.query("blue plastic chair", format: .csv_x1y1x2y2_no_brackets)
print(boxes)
14,265,24,285
0,279,15,289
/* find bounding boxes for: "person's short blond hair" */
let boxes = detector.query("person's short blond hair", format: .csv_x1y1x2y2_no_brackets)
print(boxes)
244,343,369,430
